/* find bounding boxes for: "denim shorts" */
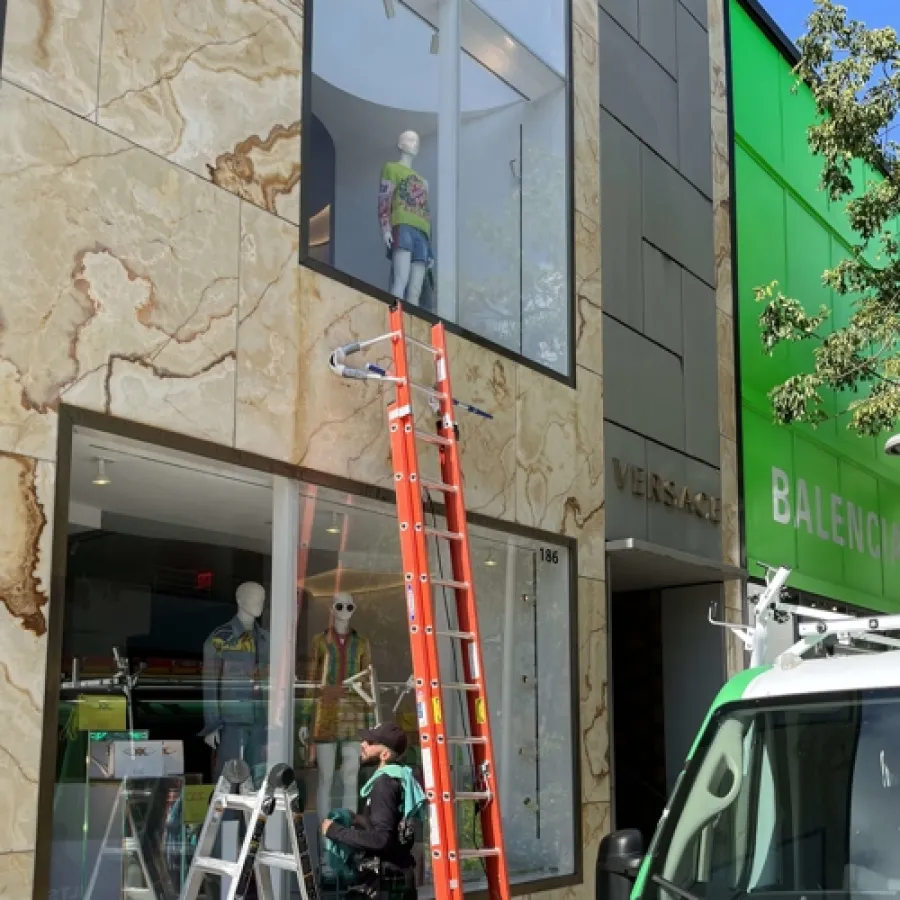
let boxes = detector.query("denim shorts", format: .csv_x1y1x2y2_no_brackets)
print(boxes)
392,223,432,264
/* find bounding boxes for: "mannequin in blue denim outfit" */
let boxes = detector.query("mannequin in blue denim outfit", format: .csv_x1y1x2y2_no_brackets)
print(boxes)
200,581,270,779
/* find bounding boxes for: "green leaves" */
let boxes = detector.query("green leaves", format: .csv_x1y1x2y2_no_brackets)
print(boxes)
760,0,900,436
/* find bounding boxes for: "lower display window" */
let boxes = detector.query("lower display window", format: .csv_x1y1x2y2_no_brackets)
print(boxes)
47,424,576,899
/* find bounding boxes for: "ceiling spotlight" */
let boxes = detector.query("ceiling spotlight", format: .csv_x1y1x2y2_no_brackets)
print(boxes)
325,512,341,535
430,32,440,54
484,550,498,568
383,0,395,18
92,458,111,486
885,434,900,456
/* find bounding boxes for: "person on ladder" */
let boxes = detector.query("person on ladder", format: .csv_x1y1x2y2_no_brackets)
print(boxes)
321,722,425,900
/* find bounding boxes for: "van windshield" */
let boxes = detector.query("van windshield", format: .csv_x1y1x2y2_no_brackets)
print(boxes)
642,689,900,900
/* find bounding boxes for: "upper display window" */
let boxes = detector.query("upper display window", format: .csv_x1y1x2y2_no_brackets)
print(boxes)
303,0,572,376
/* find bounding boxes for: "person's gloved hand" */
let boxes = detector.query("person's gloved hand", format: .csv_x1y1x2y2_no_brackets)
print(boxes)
383,230,393,251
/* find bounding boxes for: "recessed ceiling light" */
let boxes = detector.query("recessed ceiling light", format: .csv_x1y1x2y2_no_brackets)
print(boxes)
92,458,111,486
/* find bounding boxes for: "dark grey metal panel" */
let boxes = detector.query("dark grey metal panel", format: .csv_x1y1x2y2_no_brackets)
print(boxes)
643,242,683,356
599,9,679,166
678,0,708,29
641,147,715,285
604,423,649,541
599,0,638,38
645,442,722,559
600,110,644,329
638,0,677,77
603,315,686,449
682,269,720,466
676,3,713,197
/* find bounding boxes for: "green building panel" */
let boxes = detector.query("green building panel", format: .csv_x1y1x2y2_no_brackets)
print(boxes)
731,0,900,611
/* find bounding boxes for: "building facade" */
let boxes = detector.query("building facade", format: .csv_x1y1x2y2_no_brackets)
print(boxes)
598,0,744,843
0,0,736,896
731,0,900,649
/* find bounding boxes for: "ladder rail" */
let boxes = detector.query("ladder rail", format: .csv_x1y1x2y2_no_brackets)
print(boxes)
386,306,463,900
432,322,510,897
327,302,511,900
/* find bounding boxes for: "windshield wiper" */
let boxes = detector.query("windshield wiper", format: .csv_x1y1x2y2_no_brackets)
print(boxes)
651,873,703,900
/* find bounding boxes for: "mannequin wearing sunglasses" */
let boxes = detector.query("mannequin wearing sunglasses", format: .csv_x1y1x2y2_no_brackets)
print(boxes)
299,592,377,827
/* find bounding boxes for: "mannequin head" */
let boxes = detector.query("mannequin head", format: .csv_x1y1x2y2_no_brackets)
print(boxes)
331,591,356,634
397,130,420,159
236,581,266,620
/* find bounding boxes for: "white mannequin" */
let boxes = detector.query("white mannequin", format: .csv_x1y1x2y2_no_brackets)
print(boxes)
380,130,430,305
205,581,267,750
299,594,363,823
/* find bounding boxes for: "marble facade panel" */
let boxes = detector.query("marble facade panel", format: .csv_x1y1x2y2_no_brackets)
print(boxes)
721,435,740,569
573,368,605,579
0,453,54,857
235,203,301,461
708,0,742,679
0,82,241,455
0,850,36,897
575,212,602,377
578,577,610,804
97,0,302,223
516,366,577,533
3,0,103,118
573,23,600,226
442,330,516,521
717,309,737,443
294,268,394,487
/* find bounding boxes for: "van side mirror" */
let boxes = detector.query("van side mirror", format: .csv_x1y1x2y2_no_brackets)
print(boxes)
596,829,644,900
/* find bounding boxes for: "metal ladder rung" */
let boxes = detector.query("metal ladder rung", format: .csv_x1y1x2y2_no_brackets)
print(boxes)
438,630,475,641
410,382,448,401
431,577,469,591
258,850,301,872
447,735,488,745
455,791,492,802
193,856,235,878
421,478,458,494
405,335,440,355
416,430,452,446
425,527,463,542
460,848,502,859
445,682,480,692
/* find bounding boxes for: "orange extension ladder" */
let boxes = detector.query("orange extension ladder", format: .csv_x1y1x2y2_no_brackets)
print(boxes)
328,303,510,900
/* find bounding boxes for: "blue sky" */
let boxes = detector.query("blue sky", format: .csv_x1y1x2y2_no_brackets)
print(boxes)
759,0,898,43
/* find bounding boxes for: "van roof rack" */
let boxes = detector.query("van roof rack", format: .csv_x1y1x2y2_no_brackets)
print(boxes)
709,563,900,669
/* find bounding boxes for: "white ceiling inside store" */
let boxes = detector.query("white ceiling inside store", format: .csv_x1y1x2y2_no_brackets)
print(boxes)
68,428,521,577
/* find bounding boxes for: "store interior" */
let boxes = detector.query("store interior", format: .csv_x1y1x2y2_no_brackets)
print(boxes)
47,426,574,898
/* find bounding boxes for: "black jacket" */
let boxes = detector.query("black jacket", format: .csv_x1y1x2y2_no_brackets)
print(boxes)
325,773,415,869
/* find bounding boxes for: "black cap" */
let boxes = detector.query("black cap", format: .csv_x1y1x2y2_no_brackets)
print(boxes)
361,722,408,756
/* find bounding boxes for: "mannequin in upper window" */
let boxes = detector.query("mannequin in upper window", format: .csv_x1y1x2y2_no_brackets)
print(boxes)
200,581,269,778
378,130,432,307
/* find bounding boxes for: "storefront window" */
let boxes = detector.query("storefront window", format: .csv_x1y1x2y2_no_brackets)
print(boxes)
304,0,571,375
46,424,575,898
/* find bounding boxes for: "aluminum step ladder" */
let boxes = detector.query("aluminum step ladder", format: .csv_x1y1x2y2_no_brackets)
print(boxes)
84,778,178,900
179,760,320,900
329,302,510,900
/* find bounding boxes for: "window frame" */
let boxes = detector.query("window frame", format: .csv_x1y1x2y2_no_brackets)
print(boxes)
33,404,583,899
298,0,577,387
